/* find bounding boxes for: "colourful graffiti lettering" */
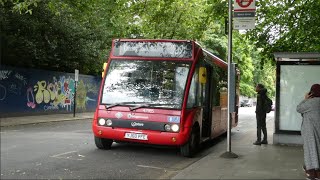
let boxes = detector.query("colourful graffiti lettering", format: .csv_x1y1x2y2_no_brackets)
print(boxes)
0,67,99,115
77,80,87,109
34,81,51,104
52,93,66,106
47,81,60,101
30,76,77,111
27,87,36,108
44,103,59,111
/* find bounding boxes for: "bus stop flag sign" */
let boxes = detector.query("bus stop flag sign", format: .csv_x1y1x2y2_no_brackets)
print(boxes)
75,69,79,82
233,0,256,30
234,0,255,11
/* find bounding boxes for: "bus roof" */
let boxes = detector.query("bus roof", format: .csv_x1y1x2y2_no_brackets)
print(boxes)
202,48,228,69
113,39,192,43
111,39,227,69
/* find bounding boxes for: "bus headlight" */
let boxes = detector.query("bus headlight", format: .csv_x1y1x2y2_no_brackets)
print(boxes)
98,118,106,126
164,124,171,131
106,119,113,126
171,124,180,132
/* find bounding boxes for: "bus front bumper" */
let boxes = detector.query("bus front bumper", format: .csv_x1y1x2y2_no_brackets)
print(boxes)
92,125,190,146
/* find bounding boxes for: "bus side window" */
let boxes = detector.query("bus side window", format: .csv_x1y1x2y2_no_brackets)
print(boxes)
218,68,228,107
187,67,199,108
211,65,227,107
212,65,220,106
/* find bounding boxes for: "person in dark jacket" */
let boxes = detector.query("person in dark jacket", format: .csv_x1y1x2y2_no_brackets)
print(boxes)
253,84,268,145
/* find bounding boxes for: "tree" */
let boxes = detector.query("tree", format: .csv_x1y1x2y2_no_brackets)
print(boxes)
1,0,116,74
248,0,320,61
244,0,320,97
119,0,225,40
1,0,292,98
201,22,257,97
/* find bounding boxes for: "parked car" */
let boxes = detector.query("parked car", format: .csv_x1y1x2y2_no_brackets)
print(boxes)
240,99,253,107
240,100,246,107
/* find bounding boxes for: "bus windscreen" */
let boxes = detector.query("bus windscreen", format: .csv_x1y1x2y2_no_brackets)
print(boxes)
113,41,192,58
101,60,191,109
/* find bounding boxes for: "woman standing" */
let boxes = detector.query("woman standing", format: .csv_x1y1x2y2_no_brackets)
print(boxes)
297,84,320,180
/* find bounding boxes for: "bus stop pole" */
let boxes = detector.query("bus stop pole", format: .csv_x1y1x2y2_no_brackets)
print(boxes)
220,0,238,159
73,81,77,117
74,69,79,117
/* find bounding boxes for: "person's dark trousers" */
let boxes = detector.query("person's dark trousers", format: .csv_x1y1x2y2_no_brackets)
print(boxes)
256,113,267,142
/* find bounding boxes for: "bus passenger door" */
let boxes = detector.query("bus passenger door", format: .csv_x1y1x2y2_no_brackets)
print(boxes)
200,65,213,138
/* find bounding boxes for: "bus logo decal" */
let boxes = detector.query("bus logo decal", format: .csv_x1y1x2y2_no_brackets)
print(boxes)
143,109,154,113
128,114,149,119
168,116,180,123
131,122,144,127
115,112,123,119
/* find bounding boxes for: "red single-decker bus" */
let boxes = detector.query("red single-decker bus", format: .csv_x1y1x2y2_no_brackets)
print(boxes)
92,39,239,157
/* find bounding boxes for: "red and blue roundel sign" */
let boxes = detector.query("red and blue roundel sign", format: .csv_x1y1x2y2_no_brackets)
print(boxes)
236,0,254,8
234,0,255,11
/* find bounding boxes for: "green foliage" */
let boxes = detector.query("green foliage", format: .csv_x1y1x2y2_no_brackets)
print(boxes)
120,0,223,40
251,50,276,97
233,33,256,97
1,0,114,74
245,0,320,98
0,0,41,14
2,0,316,99
201,24,256,97
248,0,320,60
201,23,228,60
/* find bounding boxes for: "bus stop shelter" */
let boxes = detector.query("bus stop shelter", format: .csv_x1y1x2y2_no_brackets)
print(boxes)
273,52,320,145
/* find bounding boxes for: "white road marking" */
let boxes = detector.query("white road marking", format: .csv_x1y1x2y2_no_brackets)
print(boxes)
51,151,77,157
78,154,85,157
50,151,83,160
137,165,164,170
137,165,179,172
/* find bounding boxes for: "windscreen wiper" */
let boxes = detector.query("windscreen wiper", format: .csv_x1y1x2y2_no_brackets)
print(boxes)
105,103,124,110
129,104,151,111
105,102,147,110
129,103,180,111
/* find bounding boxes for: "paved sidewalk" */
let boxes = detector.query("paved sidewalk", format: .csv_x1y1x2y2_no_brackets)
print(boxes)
0,112,93,127
173,141,304,179
173,114,305,179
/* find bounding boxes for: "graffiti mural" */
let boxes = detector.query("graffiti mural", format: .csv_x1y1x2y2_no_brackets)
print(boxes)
0,66,101,117
76,80,98,110
32,76,75,111
0,70,26,101
0,70,12,80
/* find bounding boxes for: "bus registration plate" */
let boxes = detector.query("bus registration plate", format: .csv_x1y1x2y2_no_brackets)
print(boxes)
124,133,148,140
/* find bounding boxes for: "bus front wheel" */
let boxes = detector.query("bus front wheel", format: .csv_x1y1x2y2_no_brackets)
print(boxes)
94,136,113,150
180,126,200,157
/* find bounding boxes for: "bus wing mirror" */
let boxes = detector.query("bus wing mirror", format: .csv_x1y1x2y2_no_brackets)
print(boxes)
199,67,207,84
102,62,107,78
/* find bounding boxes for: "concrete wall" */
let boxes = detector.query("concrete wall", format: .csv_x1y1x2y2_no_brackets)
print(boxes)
0,66,101,117
273,133,303,145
